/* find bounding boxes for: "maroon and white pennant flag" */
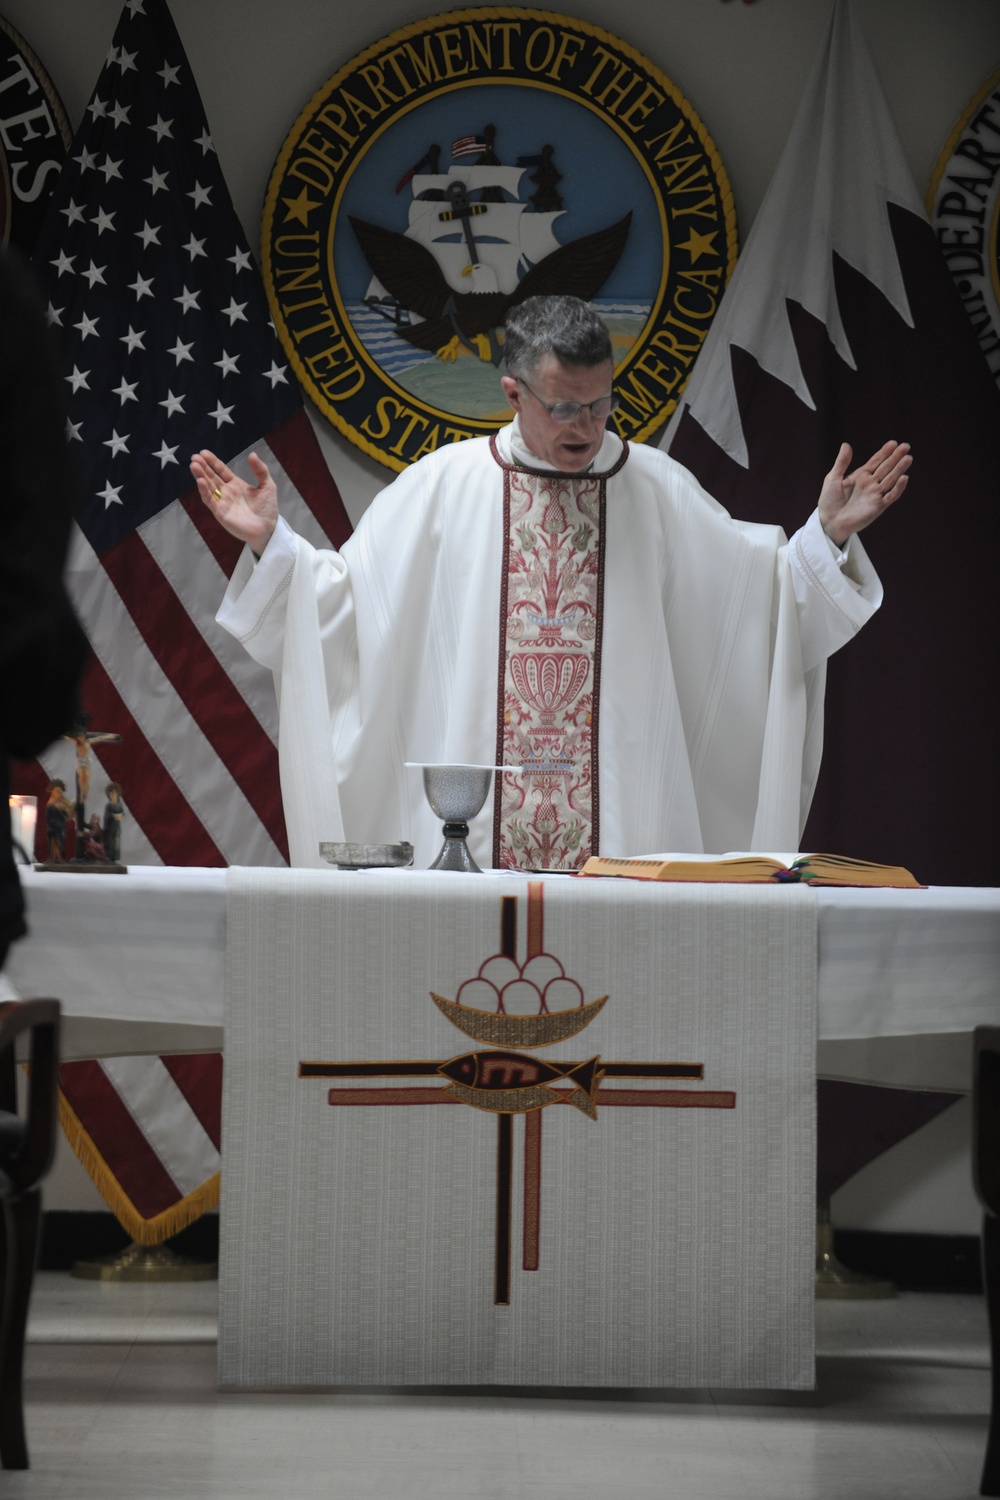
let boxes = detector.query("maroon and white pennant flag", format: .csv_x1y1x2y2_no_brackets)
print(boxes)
662,0,1000,885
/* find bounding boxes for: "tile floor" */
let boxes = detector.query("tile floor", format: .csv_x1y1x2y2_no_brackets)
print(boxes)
4,1275,991,1498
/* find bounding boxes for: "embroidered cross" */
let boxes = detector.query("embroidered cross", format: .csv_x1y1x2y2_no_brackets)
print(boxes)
300,884,735,1304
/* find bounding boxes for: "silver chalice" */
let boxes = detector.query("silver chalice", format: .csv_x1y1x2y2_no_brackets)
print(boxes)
407,763,507,873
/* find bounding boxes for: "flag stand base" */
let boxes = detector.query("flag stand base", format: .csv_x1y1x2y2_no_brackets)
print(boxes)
815,1203,895,1299
71,1242,217,1281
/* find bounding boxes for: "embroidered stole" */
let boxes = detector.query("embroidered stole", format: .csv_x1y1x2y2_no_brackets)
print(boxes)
490,437,628,871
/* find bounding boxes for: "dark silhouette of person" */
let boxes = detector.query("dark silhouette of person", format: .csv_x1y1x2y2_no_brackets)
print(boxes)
1,247,89,967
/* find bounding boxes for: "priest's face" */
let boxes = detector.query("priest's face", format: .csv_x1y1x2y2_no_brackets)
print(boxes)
501,355,614,472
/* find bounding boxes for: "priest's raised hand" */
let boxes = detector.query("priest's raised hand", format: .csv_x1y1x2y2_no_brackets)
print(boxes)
818,439,911,548
190,448,278,556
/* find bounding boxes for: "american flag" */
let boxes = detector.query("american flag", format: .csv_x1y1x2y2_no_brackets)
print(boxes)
21,0,351,1241
451,135,488,159
30,0,350,867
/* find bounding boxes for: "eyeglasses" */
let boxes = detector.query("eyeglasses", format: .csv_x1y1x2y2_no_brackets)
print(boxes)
518,378,619,425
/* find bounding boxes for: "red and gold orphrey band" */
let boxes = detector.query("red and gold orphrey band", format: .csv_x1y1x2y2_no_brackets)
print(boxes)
491,438,628,870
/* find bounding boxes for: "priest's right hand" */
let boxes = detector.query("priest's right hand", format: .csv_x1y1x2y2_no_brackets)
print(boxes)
190,448,278,555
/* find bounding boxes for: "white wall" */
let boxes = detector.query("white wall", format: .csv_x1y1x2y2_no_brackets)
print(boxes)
7,0,997,1229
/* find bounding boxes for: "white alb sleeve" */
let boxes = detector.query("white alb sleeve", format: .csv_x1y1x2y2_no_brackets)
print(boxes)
788,509,883,671
216,515,301,672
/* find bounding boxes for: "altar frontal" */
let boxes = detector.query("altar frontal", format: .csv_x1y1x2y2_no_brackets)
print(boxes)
220,870,816,1389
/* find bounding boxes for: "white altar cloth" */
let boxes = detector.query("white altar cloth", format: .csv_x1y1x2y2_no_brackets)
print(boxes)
219,869,817,1389
4,867,227,1060
5,868,998,1091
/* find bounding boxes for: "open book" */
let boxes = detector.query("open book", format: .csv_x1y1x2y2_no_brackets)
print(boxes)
578,853,923,888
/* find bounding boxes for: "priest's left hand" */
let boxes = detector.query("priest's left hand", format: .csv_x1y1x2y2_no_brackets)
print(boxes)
818,440,911,548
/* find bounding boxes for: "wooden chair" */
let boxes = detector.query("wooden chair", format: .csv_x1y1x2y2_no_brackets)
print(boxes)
974,1026,1000,1497
0,998,60,1470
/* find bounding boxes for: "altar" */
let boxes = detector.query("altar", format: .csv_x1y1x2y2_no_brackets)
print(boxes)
7,865,998,1091
5,866,1000,1392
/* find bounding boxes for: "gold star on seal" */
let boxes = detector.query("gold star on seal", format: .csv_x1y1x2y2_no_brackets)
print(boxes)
282,186,321,226
677,228,718,264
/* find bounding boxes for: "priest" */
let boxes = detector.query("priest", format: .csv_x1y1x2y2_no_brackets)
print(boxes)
191,296,909,872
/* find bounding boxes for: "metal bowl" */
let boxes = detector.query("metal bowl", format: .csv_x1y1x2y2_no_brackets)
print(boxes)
318,841,414,870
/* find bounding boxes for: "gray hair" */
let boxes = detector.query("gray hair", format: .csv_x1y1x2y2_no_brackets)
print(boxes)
503,296,612,380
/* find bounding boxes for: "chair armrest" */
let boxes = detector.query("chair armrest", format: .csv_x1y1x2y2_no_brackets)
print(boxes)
0,999,61,1194
974,1026,1000,1219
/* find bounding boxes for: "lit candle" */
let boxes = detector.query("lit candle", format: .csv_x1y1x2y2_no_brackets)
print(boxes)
8,795,37,863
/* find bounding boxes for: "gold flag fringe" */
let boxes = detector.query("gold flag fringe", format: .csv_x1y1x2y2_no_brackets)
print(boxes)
57,1087,220,1247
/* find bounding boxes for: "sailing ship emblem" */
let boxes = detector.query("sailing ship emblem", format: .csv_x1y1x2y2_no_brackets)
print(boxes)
263,8,736,469
351,126,631,366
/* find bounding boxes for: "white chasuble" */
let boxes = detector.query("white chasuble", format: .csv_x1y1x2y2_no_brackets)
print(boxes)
491,437,627,871
217,426,881,870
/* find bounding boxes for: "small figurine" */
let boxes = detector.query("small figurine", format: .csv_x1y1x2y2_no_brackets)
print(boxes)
102,782,125,864
63,716,122,831
81,814,106,863
44,780,75,862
